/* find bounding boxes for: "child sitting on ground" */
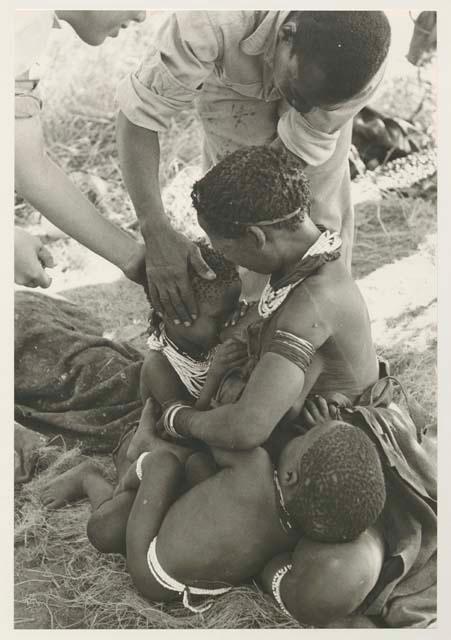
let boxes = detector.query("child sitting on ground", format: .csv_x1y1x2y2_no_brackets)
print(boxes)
43,416,386,613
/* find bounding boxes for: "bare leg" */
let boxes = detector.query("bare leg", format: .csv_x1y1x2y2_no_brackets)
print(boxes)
42,461,113,510
126,450,185,602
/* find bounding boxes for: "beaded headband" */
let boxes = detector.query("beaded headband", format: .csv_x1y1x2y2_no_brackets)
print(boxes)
225,206,303,227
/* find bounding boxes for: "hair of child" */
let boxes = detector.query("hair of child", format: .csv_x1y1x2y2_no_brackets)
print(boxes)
147,241,240,331
291,11,391,104
286,423,386,542
191,146,311,239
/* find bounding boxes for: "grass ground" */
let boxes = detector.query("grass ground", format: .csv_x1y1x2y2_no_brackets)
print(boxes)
14,14,437,629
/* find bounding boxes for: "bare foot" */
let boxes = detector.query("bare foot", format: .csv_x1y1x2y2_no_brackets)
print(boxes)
126,398,161,462
41,461,102,509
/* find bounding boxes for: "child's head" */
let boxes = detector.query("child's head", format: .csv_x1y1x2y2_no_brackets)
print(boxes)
273,11,391,113
279,421,386,543
153,242,241,350
56,11,146,46
191,146,311,273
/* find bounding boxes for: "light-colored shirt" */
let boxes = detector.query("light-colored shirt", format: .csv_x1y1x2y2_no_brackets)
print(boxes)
117,11,386,168
15,11,56,119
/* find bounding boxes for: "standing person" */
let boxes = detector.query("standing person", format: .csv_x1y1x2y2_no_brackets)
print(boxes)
15,10,147,288
117,10,391,325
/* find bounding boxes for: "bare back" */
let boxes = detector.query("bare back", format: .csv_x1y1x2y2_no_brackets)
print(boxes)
155,448,296,587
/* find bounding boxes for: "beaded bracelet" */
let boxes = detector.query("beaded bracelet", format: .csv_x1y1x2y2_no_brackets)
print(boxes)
271,563,293,618
163,402,190,440
135,451,151,481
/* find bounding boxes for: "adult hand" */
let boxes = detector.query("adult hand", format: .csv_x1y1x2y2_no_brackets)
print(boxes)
145,229,215,325
15,227,55,288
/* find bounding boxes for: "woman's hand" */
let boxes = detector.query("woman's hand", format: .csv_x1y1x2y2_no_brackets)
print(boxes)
15,227,55,288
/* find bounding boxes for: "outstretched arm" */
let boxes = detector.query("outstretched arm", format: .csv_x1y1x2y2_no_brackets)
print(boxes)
15,115,145,283
117,112,214,324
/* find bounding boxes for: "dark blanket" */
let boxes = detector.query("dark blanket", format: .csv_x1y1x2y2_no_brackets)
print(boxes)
15,291,144,453
343,378,437,628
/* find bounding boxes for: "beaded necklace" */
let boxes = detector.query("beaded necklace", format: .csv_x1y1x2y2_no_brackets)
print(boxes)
147,325,214,399
273,469,296,535
258,230,342,319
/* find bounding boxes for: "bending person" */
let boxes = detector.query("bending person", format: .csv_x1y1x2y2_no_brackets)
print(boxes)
117,10,391,324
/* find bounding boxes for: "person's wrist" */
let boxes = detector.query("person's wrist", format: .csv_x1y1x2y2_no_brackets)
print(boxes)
162,402,192,439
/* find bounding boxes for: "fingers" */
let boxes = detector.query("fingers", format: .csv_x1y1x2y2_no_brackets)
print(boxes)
149,273,196,326
38,245,55,269
33,267,52,289
189,246,216,281
315,396,331,419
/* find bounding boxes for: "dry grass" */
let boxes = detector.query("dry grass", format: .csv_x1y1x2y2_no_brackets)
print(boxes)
14,14,437,630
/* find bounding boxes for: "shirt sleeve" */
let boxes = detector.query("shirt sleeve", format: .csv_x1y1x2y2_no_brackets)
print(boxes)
117,12,221,131
15,75,42,120
277,59,387,167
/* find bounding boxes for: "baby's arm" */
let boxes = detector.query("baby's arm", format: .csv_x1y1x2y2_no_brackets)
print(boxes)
15,115,145,283
196,338,248,410
140,349,192,406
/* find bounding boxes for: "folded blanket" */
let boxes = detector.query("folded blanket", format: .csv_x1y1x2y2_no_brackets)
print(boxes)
15,291,143,453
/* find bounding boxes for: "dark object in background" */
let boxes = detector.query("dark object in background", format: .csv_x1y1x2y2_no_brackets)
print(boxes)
407,12,437,67
350,107,424,178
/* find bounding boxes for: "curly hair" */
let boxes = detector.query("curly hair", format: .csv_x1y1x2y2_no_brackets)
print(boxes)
191,146,311,238
291,11,391,104
148,241,241,330
286,423,386,543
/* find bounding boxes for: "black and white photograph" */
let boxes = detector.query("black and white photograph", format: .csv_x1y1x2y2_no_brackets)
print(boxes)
11,4,439,631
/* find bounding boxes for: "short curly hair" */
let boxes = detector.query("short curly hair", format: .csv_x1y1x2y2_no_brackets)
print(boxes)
291,11,391,104
286,423,386,543
188,241,241,304
191,146,311,238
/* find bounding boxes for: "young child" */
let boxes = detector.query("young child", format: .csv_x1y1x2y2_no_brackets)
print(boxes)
41,242,248,505
42,417,386,613
125,241,249,461
15,11,147,288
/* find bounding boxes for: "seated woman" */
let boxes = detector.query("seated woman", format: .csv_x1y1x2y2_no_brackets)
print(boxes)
151,146,435,628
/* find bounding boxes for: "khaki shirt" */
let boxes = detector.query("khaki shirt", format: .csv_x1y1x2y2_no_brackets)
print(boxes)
117,11,388,263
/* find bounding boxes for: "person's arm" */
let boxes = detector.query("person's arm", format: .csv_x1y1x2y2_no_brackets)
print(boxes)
195,338,248,410
116,113,215,324
15,115,145,283
166,290,331,449
140,349,192,407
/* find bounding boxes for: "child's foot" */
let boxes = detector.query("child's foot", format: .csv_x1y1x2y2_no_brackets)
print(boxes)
42,461,102,509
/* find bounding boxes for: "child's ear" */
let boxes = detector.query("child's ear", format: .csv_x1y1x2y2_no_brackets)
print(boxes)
282,469,299,487
246,226,267,250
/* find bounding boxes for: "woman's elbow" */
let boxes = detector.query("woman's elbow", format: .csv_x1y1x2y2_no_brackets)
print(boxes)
230,410,274,449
